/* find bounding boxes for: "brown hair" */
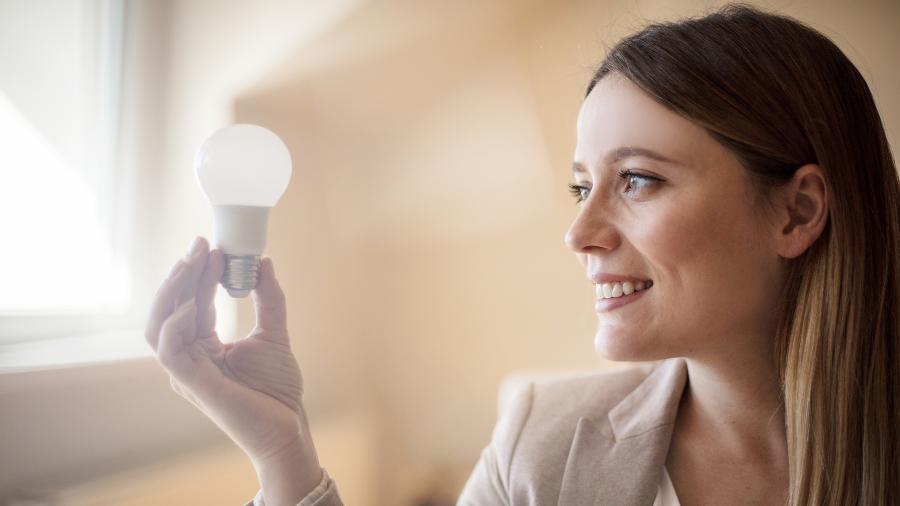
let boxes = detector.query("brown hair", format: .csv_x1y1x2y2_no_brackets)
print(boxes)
587,4,899,505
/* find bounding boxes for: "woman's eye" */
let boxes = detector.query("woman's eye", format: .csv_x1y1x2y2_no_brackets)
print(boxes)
567,170,662,204
618,169,661,196
567,183,590,203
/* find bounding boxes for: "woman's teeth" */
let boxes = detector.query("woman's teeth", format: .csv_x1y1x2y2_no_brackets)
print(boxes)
596,280,653,299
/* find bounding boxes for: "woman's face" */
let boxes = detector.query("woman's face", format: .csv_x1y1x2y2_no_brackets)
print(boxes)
565,74,784,362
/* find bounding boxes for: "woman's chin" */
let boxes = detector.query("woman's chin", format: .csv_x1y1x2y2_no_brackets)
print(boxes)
593,329,661,362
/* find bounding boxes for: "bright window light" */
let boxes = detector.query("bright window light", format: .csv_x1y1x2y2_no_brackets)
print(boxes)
0,0,128,321
0,89,128,314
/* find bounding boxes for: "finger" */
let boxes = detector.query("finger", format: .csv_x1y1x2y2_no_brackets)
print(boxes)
175,237,211,307
195,248,225,337
157,298,198,381
145,259,191,351
145,237,208,351
251,257,289,336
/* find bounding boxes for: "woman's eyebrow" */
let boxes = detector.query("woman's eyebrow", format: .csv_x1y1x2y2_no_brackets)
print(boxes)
572,146,681,175
604,146,679,165
571,162,588,175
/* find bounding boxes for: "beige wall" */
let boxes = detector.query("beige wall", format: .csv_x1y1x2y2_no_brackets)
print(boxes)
2,0,898,504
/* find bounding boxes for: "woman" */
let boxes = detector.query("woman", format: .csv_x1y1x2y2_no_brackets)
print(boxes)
145,5,899,505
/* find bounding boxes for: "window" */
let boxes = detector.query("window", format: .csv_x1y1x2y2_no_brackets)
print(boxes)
0,0,136,365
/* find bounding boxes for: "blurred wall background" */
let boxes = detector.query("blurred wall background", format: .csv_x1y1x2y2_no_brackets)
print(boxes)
1,0,898,504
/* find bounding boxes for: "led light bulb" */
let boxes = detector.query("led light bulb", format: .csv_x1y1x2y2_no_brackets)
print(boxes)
195,124,292,297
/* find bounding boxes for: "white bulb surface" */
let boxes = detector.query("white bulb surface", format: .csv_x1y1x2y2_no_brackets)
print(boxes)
194,124,293,297
195,124,292,206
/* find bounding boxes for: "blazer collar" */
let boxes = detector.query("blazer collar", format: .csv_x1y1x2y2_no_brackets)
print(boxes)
608,357,688,439
557,358,688,506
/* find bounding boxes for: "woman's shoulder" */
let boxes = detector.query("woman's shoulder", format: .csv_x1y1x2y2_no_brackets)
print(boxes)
489,361,660,444
488,358,685,446
493,359,679,500
464,359,685,505
528,361,661,421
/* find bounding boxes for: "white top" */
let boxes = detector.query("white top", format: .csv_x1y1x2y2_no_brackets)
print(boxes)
653,466,681,506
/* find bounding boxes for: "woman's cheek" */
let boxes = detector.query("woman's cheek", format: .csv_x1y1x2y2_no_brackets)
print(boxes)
631,199,710,269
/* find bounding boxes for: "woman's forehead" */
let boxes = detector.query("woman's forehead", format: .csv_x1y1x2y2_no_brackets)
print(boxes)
574,75,717,172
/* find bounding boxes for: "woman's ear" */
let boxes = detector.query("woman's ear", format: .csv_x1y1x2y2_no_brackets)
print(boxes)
774,163,829,259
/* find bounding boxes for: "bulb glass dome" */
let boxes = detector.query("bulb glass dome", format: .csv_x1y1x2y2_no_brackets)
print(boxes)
195,124,292,207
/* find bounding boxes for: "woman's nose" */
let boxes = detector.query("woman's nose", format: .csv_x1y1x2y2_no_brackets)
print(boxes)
564,202,621,254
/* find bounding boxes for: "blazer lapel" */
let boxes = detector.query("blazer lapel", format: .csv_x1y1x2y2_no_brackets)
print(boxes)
557,358,687,506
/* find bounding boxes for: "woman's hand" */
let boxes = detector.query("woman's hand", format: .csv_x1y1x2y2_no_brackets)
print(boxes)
145,237,322,501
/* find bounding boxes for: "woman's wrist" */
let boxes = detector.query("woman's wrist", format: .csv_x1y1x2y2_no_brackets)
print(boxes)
251,432,322,506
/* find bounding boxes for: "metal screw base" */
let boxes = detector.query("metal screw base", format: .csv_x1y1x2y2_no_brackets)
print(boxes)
222,254,260,298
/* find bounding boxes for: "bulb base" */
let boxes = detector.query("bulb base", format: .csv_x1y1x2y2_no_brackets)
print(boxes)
222,254,260,298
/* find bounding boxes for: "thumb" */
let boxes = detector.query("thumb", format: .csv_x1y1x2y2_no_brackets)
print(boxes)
251,257,289,337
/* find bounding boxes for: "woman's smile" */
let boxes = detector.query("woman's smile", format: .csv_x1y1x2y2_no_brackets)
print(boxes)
594,280,653,312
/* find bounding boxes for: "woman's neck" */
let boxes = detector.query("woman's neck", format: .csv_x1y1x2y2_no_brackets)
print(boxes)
665,348,791,505
678,350,787,460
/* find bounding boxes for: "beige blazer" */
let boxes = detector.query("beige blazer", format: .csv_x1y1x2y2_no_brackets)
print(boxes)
247,357,687,506
456,357,688,506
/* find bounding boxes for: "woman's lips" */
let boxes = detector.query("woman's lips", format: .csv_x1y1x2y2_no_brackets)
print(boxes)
594,285,650,312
